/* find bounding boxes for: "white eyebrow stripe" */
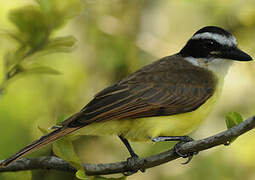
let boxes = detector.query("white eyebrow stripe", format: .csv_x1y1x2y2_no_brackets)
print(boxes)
191,32,237,47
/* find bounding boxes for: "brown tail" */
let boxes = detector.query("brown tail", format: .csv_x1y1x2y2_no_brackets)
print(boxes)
0,124,80,167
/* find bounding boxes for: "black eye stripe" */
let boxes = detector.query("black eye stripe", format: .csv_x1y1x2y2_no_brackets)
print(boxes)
188,39,222,49
179,38,231,58
204,39,220,49
194,39,219,45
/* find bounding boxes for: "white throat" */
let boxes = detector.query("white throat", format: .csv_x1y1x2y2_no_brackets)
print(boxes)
184,57,233,77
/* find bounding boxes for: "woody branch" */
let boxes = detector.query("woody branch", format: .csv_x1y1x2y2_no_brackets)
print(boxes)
0,115,255,175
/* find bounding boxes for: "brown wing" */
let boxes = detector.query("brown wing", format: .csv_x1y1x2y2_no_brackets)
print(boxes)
67,55,217,127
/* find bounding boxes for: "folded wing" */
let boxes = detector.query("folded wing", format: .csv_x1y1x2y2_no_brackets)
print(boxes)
67,56,217,126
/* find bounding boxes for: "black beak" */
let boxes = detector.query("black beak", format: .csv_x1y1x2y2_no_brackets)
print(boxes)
219,47,253,61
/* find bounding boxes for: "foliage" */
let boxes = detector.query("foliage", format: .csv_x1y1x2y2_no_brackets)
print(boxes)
225,111,243,144
225,112,243,130
0,0,80,95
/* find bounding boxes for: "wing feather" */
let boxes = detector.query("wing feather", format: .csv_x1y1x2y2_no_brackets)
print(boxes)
67,56,217,127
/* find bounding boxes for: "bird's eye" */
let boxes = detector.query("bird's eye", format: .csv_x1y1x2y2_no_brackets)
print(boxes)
205,40,215,49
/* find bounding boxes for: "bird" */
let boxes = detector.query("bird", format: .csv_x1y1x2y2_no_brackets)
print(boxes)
0,26,252,172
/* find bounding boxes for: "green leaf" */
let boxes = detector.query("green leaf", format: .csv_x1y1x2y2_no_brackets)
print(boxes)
56,114,69,125
9,6,49,48
225,112,243,144
37,125,49,135
76,170,91,180
41,36,77,54
225,112,243,129
53,135,88,179
2,30,26,45
53,138,82,170
22,66,61,75
39,123,88,179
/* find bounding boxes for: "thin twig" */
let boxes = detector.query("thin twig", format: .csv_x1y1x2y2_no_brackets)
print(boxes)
0,115,254,175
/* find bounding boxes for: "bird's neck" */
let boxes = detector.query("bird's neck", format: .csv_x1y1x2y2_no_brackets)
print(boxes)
184,57,233,78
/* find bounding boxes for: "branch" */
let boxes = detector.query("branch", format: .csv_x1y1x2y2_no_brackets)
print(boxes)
1,115,255,176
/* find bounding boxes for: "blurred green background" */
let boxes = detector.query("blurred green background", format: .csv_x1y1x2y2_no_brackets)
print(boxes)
1,0,255,180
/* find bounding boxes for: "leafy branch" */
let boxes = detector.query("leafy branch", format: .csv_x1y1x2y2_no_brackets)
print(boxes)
0,115,254,176
0,0,82,94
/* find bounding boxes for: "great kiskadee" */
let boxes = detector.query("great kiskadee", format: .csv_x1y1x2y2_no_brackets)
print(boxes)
0,26,252,169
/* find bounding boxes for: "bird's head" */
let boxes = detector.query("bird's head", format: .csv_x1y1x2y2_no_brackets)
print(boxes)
180,26,252,61
179,26,252,75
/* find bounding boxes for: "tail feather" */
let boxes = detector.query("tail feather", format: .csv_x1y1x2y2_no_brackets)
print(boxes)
0,126,78,167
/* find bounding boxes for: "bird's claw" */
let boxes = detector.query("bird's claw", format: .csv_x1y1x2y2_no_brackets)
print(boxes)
123,154,146,176
173,137,198,164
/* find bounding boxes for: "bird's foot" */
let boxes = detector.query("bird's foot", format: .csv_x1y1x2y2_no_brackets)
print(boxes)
123,154,146,176
173,136,198,164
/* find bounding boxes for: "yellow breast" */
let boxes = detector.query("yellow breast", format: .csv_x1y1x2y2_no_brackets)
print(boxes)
80,77,224,142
